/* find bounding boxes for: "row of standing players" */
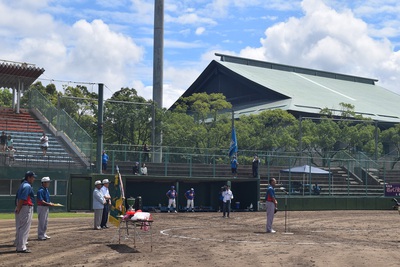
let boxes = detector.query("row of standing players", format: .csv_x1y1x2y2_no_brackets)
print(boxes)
14,171,56,253
166,185,235,218
166,178,278,233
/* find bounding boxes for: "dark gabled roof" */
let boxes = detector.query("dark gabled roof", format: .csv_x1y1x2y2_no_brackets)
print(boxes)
0,60,45,90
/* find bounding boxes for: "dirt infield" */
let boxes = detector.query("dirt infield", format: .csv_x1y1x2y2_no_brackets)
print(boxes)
1,210,399,267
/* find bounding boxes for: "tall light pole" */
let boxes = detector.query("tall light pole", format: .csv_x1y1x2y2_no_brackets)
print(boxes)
153,0,164,163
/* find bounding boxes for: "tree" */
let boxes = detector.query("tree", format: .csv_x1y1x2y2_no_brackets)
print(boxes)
170,92,232,151
173,92,232,124
59,85,98,139
0,88,12,107
104,87,153,145
381,124,400,168
237,109,298,152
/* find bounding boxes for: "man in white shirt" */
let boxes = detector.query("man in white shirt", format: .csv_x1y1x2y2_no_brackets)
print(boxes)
93,180,105,230
40,132,49,156
222,185,234,218
100,179,111,229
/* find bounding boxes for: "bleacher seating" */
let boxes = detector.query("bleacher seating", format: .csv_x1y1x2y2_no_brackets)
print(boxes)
0,108,84,169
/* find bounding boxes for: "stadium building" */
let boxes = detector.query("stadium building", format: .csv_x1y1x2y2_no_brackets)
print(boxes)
178,53,400,125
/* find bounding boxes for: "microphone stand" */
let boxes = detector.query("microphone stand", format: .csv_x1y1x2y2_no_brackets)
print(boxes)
279,187,293,235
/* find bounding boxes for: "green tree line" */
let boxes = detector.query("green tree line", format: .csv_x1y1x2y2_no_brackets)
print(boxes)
1,85,399,167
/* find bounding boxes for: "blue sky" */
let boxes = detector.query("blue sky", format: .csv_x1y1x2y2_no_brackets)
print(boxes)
1,0,399,108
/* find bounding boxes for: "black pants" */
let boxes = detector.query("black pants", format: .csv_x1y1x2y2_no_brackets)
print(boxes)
223,200,231,217
100,203,109,227
252,167,258,177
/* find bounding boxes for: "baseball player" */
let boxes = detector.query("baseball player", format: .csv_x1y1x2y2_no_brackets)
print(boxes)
166,186,177,213
266,178,278,233
15,171,36,253
185,188,195,212
37,177,55,240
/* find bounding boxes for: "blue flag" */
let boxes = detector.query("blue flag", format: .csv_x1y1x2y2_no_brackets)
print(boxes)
229,127,238,157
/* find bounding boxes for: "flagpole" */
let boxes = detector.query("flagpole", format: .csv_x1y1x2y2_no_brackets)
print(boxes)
231,109,235,157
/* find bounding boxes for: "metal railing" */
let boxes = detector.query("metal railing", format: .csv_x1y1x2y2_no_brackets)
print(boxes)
29,89,93,161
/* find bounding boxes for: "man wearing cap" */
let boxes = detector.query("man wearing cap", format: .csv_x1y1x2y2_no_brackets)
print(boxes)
93,180,106,230
15,171,36,253
100,179,111,229
37,177,55,240
166,186,177,213
185,188,195,212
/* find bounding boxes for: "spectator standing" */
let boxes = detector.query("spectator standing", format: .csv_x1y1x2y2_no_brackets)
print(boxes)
15,171,36,253
252,155,260,178
7,146,16,166
0,131,6,152
100,179,111,229
166,186,177,213
222,185,233,218
40,132,49,156
141,163,148,175
93,180,105,230
266,178,278,233
185,188,195,212
143,143,150,162
7,134,13,149
37,177,55,240
132,162,139,175
101,151,109,174
231,156,238,178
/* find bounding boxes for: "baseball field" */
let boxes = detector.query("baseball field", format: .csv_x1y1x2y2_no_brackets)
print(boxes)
0,210,399,266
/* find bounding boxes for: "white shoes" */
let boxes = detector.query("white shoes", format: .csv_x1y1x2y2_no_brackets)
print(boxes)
266,229,276,233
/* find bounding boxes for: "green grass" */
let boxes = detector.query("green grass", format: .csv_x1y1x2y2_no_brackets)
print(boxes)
0,212,93,220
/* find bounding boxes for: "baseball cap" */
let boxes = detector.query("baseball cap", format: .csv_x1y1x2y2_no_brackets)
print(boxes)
102,179,110,184
190,188,194,191
41,177,51,183
171,186,175,189
95,180,102,185
25,171,37,179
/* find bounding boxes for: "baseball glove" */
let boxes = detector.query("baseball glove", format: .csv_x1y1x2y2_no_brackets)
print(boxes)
274,207,278,214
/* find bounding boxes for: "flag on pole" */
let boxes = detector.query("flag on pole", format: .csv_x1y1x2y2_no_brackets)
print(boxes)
229,127,238,157
109,165,126,227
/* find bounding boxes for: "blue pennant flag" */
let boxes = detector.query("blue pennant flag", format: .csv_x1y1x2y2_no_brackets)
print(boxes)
229,127,238,157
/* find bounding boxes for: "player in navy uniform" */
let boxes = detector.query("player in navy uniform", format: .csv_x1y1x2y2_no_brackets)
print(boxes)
185,188,195,212
166,186,177,213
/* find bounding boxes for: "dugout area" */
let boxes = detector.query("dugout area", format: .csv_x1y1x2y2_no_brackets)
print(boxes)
0,170,393,212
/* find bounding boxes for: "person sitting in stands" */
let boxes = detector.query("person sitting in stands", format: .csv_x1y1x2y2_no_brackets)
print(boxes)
132,162,139,175
141,163,148,175
313,183,321,195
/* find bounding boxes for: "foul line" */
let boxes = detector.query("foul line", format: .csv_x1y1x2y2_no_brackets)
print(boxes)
160,227,341,246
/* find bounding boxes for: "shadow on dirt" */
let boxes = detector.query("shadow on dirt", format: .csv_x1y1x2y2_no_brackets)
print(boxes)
107,244,140,253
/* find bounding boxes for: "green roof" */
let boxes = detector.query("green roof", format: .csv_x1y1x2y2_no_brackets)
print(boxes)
215,55,400,123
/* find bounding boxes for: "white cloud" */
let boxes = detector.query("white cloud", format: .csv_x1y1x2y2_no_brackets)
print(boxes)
239,0,400,94
195,27,205,35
